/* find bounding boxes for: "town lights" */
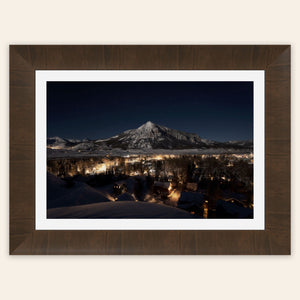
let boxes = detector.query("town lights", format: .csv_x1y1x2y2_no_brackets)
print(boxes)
154,155,163,160
96,163,107,173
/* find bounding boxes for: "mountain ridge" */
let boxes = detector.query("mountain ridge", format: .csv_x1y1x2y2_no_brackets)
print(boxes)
47,121,253,151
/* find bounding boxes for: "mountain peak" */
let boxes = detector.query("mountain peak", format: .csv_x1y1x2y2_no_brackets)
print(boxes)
145,121,155,126
138,121,156,130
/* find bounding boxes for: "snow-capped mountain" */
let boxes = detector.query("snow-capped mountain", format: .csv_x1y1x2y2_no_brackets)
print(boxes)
47,121,253,152
47,137,74,149
47,137,91,150
98,121,217,150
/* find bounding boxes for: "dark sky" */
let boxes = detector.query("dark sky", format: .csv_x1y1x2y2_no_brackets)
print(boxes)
47,81,253,142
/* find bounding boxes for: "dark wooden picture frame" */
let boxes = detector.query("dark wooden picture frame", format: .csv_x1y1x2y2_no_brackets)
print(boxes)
10,45,290,255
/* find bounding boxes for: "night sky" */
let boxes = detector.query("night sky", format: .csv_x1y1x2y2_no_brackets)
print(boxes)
47,81,253,142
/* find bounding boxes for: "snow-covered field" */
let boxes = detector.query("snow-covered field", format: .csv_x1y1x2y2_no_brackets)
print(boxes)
48,201,194,219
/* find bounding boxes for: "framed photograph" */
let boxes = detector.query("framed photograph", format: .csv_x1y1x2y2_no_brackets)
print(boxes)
10,45,290,254
38,70,263,230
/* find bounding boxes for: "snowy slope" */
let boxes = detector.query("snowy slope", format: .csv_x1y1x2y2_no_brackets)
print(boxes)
47,201,195,219
47,173,110,209
102,121,216,149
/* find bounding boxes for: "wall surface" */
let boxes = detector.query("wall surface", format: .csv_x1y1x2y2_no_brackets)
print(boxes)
0,0,298,299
